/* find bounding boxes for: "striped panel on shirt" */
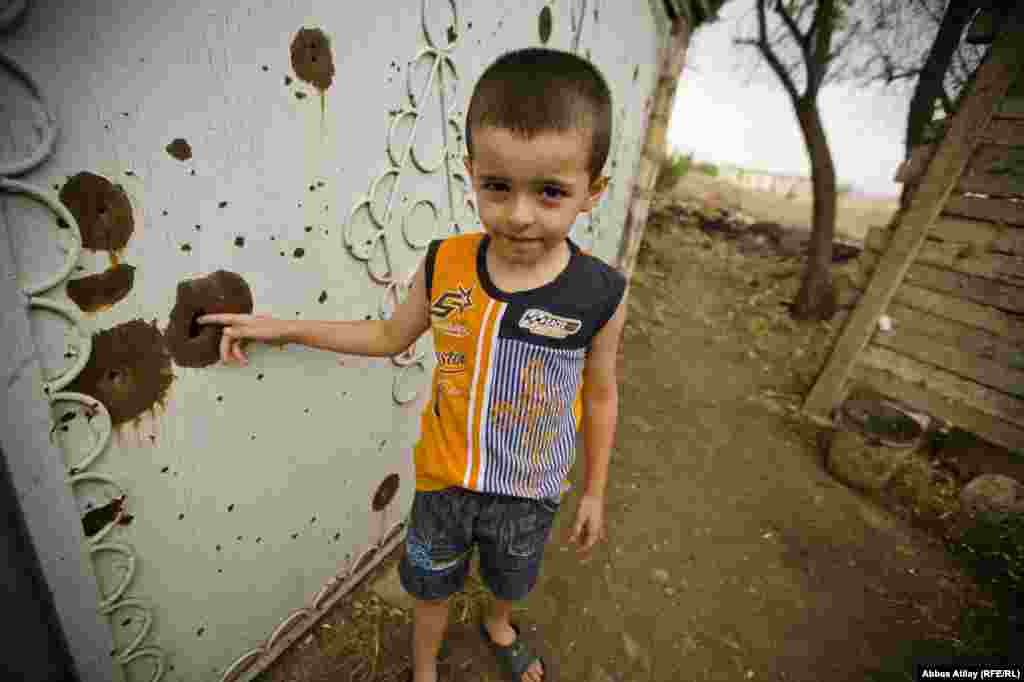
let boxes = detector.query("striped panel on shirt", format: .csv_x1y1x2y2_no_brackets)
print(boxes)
480,338,586,499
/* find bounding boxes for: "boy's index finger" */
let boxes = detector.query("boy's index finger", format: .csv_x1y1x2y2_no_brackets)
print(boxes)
197,313,234,325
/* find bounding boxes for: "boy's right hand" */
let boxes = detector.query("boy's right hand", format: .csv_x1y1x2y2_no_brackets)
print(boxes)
196,313,287,367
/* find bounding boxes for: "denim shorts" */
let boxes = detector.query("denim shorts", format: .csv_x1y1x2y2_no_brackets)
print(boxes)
398,487,560,602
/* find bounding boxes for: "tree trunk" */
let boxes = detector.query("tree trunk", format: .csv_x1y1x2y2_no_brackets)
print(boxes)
792,99,838,321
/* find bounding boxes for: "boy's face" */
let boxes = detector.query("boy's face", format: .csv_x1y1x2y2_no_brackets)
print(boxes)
464,126,608,268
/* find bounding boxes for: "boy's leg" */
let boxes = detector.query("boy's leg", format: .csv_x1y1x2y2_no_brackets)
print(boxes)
398,488,476,681
412,596,451,680
477,495,560,682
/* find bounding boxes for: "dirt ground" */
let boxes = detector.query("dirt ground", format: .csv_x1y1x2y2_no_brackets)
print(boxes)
259,177,1001,682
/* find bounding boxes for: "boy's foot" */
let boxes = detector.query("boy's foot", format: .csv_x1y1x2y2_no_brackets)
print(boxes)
481,620,545,682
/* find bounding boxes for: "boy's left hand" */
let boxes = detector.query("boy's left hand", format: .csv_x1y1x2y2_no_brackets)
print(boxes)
567,494,605,561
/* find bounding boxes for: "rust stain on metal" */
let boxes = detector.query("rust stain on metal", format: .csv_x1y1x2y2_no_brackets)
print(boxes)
66,320,174,426
59,172,134,253
290,27,334,91
165,270,253,368
166,138,192,161
372,473,400,511
66,264,135,312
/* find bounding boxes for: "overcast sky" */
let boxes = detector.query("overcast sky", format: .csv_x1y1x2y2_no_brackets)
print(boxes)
666,1,912,198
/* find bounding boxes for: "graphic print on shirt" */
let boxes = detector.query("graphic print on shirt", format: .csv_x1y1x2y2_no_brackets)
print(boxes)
430,283,473,338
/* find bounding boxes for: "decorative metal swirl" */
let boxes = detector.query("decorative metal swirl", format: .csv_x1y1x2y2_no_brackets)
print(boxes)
344,0,475,406
1,38,169,681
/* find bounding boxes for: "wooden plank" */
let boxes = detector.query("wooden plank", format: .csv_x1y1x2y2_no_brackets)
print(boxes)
805,9,1024,421
850,364,1024,453
929,215,1024,256
869,324,1024,396
979,117,1024,145
858,247,1024,313
943,194,1024,226
958,144,1024,196
859,345,1024,427
832,303,1023,369
894,144,935,184
865,226,1024,289
844,254,1024,341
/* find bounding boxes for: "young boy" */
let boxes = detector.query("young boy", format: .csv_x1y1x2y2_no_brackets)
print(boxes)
200,47,626,682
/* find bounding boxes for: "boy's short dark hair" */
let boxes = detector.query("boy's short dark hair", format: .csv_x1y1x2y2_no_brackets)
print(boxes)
465,47,613,183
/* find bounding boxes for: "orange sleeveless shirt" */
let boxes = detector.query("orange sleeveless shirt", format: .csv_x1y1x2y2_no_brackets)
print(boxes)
413,232,626,501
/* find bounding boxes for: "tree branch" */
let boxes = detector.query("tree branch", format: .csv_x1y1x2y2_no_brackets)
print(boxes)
775,0,813,72
754,0,802,102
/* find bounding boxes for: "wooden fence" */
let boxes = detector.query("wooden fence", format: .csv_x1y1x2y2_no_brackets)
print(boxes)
803,5,1024,455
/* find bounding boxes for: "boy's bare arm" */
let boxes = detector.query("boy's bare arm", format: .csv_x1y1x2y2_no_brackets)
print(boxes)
198,259,431,364
580,296,627,499
286,260,430,356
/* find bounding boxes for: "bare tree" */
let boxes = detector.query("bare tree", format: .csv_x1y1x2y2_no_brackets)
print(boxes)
735,0,854,321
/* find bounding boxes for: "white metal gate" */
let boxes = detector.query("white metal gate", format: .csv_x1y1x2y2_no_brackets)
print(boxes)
0,1,667,680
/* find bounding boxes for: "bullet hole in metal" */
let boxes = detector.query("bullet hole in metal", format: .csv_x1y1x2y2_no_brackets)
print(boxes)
82,496,125,536
317,181,325,188
59,172,134,251
68,264,135,312
217,395,223,402
216,544,222,551
187,311,206,339
334,532,341,541
293,247,305,258
167,271,253,367
280,251,285,257
539,6,552,44
633,65,639,82
271,236,276,241
147,435,155,444
364,315,372,320
190,169,196,176
196,627,204,637
195,224,201,231
284,75,293,86
237,535,243,541
257,373,264,380
178,513,184,520
261,65,269,72
161,466,169,473
468,21,472,29
324,229,329,235
218,201,228,208
256,537,262,543
305,225,313,232
291,532,299,539
372,473,400,511
309,184,316,191
122,618,132,627
104,124,111,130
295,91,307,100
310,516,316,524
380,439,387,449
121,112,129,117
162,209,168,216
180,243,191,252
234,236,245,247
166,139,192,161
298,201,303,208
66,320,173,426
251,434,256,441
218,569,223,574
228,504,234,512
304,407,310,414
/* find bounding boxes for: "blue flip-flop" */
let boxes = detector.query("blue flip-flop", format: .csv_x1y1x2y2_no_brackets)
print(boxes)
479,621,545,682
